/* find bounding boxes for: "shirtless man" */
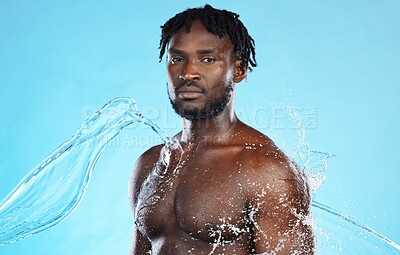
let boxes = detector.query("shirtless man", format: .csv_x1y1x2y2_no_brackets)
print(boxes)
129,5,315,254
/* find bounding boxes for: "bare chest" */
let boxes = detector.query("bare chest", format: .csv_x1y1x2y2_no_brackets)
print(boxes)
135,152,251,244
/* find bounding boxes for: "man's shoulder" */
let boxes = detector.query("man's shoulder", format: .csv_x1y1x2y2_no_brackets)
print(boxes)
234,123,288,166
233,123,302,185
237,141,293,178
139,143,164,160
129,144,165,206
131,144,164,183
234,126,310,204
135,144,164,171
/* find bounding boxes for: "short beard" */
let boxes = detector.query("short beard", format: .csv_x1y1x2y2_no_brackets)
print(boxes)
169,82,233,120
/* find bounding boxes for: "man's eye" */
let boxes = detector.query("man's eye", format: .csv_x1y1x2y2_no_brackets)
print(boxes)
202,57,216,63
171,57,184,63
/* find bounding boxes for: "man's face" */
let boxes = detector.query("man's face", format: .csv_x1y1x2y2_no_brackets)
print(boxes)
166,20,237,120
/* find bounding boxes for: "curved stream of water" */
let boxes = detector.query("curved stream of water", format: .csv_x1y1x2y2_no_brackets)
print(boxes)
0,97,399,254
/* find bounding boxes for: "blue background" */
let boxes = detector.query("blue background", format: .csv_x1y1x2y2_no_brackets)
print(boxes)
0,0,399,254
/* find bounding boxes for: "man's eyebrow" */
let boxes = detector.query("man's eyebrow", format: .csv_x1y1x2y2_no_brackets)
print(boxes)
197,49,216,54
168,48,183,54
168,48,217,55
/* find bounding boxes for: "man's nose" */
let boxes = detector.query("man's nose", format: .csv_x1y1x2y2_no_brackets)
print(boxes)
179,61,200,81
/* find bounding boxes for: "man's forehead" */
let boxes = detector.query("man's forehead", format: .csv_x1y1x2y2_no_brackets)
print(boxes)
168,20,233,51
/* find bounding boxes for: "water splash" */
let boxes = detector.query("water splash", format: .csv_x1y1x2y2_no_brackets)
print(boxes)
0,98,399,254
277,107,400,254
0,97,168,246
276,107,335,193
313,201,400,254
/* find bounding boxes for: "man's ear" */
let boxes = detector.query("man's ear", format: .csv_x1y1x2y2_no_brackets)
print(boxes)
233,60,247,83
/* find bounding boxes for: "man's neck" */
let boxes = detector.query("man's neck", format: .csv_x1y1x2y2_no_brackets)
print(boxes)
180,107,238,145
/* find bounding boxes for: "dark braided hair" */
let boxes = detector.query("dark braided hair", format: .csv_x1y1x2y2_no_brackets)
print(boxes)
159,4,257,71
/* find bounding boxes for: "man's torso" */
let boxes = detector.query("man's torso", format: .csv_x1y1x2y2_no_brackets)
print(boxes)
133,125,294,254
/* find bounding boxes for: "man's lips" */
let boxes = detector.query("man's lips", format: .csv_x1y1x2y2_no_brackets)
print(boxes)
176,85,205,99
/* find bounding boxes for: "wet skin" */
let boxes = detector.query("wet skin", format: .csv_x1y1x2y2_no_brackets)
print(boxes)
129,21,315,254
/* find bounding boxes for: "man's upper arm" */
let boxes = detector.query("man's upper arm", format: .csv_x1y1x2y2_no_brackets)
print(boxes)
128,145,162,213
130,229,152,255
247,159,315,254
128,145,163,254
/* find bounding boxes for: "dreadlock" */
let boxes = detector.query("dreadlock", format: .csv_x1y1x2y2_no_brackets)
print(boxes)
159,4,257,71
